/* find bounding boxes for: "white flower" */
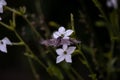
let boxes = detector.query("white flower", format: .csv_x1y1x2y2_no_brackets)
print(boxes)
0,0,7,13
0,37,12,53
107,0,118,9
56,44,76,63
53,26,73,39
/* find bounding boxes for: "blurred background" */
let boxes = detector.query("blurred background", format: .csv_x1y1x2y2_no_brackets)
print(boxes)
0,0,120,80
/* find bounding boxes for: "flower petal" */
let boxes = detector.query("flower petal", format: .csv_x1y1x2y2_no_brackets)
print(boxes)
56,49,64,55
0,17,2,20
106,0,118,9
63,36,69,39
53,31,61,39
56,55,65,63
58,26,65,34
107,0,112,7
63,44,68,51
112,0,118,9
0,5,3,13
0,44,7,53
64,30,73,37
0,0,7,5
65,55,72,63
66,46,76,54
2,37,12,45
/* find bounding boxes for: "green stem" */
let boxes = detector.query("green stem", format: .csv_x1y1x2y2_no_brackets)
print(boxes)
71,67,84,80
5,6,22,15
110,40,115,59
70,13,76,38
35,0,42,15
5,6,42,39
28,58,40,80
78,45,97,80
65,70,76,80
22,16,42,38
0,22,14,31
14,30,47,69
92,0,109,22
91,0,113,40
12,42,24,45
107,40,115,80
12,12,16,28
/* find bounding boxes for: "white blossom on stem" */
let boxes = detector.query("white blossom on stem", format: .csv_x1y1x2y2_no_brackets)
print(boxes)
0,0,7,13
56,44,76,63
0,37,12,53
107,0,118,9
53,26,73,39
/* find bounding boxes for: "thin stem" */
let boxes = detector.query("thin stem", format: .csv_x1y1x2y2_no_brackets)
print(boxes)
70,13,74,30
78,45,97,80
65,70,76,80
12,42,24,45
5,6,42,39
79,52,92,72
14,30,47,69
91,0,113,39
110,40,115,59
0,21,14,31
106,40,115,80
92,0,109,22
12,12,16,28
28,58,40,80
70,13,76,38
22,16,42,38
71,67,84,80
35,0,42,15
5,6,22,15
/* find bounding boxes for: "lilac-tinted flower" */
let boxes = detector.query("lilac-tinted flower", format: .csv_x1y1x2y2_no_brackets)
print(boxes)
56,44,76,63
107,0,118,9
53,26,73,39
0,37,12,53
0,0,7,13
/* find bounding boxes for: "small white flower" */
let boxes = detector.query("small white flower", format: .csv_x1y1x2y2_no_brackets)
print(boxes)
0,0,7,13
0,37,12,53
107,0,118,9
56,44,76,63
53,26,73,39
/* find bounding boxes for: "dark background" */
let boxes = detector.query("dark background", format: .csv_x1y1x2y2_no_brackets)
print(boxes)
0,0,120,80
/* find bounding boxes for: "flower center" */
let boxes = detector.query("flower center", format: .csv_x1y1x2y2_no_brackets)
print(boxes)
61,34,64,37
64,51,67,54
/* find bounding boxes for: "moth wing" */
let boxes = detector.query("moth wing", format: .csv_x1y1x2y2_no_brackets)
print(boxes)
70,38,81,44
60,39,71,45
40,39,58,47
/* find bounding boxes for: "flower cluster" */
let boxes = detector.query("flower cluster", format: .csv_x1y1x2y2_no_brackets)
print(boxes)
0,1,12,53
53,26,76,63
41,26,80,63
0,0,7,20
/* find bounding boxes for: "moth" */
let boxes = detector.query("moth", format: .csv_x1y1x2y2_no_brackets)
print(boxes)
40,37,80,47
